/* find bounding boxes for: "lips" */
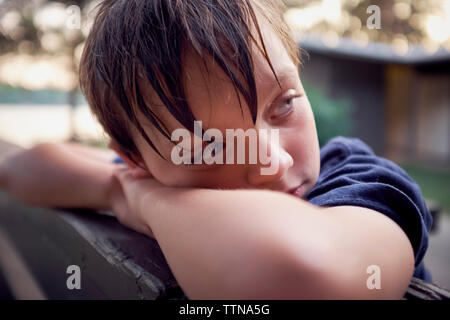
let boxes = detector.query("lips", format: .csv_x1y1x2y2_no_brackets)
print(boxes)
288,183,306,198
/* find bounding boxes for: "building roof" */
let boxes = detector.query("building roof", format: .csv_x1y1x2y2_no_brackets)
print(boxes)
298,35,450,65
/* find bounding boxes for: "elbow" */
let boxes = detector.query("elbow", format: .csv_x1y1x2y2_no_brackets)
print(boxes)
311,264,411,300
301,249,413,300
26,142,61,158
0,143,58,205
223,244,409,300
220,240,334,300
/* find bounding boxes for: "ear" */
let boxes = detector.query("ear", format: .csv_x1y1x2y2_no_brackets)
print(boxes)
108,140,153,179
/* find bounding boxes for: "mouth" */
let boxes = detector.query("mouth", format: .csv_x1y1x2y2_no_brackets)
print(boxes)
287,183,306,198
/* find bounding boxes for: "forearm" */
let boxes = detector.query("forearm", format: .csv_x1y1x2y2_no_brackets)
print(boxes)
142,187,335,299
0,143,115,209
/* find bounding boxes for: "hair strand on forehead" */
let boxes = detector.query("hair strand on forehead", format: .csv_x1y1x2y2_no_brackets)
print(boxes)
79,0,301,161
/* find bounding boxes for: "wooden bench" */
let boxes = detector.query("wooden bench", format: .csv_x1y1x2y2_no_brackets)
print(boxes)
0,140,449,300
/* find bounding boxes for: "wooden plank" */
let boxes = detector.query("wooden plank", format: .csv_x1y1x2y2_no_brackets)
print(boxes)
0,191,186,299
404,277,450,300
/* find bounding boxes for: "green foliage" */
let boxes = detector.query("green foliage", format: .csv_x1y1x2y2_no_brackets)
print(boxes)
303,82,352,146
401,163,450,214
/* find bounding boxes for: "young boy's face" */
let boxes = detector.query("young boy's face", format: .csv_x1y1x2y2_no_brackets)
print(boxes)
129,18,320,198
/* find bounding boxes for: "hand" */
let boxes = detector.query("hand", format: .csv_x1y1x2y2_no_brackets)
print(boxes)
109,164,166,239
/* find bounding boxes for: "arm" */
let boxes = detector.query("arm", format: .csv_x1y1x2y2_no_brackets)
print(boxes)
0,142,116,209
0,142,155,238
115,168,414,299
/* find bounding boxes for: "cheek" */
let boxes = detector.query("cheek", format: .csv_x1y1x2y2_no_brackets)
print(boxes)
141,150,245,188
138,148,181,186
285,101,320,178
143,158,193,187
302,110,321,185
135,136,203,187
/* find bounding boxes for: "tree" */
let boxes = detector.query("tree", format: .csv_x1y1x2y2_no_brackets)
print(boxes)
0,0,96,140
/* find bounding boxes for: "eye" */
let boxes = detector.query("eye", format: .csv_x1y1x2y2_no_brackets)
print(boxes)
202,140,224,163
173,145,195,166
271,89,302,119
182,140,225,167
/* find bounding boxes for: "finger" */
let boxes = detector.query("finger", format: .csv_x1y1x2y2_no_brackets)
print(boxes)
113,166,134,182
114,164,129,171
130,167,153,179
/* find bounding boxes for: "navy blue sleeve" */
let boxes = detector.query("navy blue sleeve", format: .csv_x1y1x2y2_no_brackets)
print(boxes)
305,137,433,280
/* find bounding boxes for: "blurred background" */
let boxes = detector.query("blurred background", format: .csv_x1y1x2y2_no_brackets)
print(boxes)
0,0,449,293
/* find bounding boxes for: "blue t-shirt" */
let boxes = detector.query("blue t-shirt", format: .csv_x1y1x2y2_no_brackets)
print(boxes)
305,136,433,282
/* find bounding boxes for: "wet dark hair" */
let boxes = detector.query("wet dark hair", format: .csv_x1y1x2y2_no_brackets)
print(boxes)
79,0,300,164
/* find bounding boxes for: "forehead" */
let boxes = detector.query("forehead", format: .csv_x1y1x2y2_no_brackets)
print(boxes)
136,16,298,155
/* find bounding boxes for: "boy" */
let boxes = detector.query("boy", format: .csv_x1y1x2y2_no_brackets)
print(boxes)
0,0,432,299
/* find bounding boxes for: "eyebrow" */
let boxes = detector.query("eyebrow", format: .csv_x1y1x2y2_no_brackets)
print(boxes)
260,67,299,106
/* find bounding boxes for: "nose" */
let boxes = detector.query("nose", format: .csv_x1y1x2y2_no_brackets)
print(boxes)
246,135,294,187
